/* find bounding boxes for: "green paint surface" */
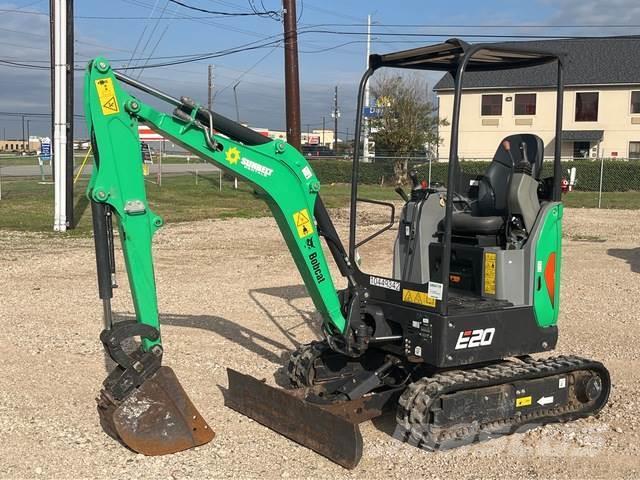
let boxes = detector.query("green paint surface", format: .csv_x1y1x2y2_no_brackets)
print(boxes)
85,58,348,351
533,203,563,327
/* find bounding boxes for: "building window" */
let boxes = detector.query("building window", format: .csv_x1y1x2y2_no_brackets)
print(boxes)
630,142,640,160
481,94,503,116
631,91,640,114
514,93,536,115
575,92,599,122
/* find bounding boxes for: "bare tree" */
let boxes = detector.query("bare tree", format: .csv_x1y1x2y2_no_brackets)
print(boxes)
370,74,446,184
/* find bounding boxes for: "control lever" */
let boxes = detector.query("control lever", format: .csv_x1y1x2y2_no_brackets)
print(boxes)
502,140,517,166
409,170,420,190
520,141,529,164
395,187,409,202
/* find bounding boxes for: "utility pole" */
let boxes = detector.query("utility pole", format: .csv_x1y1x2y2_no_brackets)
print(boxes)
282,0,301,150
362,14,372,163
52,0,68,231
26,120,30,151
65,0,74,228
322,116,325,146
21,115,25,151
332,86,340,153
207,64,214,111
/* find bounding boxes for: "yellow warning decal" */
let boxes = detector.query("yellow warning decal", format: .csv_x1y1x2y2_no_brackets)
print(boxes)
292,208,314,239
95,78,120,116
402,288,436,308
484,251,497,295
516,396,532,408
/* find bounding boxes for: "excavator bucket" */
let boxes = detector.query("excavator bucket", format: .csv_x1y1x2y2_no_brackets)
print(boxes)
98,366,215,455
224,368,398,469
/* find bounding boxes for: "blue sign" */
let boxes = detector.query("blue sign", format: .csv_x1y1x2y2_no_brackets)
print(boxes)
40,142,51,161
363,106,383,119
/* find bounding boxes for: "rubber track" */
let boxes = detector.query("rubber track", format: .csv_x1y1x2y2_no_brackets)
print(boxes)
286,341,330,388
396,355,610,450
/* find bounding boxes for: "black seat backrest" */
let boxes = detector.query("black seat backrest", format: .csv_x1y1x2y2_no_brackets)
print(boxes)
475,134,544,217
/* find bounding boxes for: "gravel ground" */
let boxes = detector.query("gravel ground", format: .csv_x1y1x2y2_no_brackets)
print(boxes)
1,207,639,479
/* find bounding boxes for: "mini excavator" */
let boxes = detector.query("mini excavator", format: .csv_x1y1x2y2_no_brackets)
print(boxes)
85,39,610,469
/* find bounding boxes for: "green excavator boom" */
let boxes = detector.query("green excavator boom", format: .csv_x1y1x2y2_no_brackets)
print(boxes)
85,57,348,344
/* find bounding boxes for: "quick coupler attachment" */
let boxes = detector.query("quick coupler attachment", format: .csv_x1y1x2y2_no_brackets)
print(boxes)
98,321,214,455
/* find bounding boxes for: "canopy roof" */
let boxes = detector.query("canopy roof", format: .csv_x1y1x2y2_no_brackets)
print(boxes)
369,38,561,72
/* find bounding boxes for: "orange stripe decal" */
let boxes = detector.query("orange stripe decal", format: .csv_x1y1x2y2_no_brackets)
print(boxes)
544,252,556,307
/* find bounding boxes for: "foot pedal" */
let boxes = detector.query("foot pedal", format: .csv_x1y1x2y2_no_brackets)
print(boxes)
98,366,214,455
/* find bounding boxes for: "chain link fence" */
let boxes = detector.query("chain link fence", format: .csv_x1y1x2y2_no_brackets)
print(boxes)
308,155,640,209
1,152,638,209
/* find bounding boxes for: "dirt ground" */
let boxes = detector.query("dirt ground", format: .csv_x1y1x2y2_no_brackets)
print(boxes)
1,207,639,479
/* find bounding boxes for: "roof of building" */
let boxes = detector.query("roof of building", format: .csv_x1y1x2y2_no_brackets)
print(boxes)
433,36,640,91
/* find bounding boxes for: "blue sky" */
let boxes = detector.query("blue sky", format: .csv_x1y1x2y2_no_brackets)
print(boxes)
1,0,639,138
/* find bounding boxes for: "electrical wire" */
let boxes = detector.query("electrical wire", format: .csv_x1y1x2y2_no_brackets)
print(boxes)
4,8,640,29
168,0,279,16
215,43,281,96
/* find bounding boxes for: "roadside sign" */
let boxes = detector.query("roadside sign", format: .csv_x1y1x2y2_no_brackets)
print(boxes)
40,141,51,162
363,106,383,118
138,125,164,141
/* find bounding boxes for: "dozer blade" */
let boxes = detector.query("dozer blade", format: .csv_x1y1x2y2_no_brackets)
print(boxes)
98,366,215,455
224,368,388,469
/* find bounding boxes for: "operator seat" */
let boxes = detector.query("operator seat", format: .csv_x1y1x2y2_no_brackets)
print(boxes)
444,134,544,238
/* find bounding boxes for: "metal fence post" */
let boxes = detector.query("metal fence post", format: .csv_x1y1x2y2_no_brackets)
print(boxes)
428,156,432,187
598,156,604,209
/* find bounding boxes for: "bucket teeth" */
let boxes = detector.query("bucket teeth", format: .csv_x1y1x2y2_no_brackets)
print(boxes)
98,366,215,455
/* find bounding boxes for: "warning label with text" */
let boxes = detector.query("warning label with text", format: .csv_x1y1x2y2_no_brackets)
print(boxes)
484,252,497,295
95,78,120,116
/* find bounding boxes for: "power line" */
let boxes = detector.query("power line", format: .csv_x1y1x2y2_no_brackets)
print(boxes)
4,8,640,30
167,0,279,17
215,44,280,96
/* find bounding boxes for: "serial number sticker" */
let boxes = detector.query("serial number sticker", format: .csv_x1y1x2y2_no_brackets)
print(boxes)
484,252,497,295
516,396,532,408
559,377,567,389
95,78,120,116
292,208,314,239
402,288,436,308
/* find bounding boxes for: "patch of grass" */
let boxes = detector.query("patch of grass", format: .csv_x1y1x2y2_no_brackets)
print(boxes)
0,156,44,167
563,191,640,209
0,175,400,233
2,174,639,234
566,234,607,243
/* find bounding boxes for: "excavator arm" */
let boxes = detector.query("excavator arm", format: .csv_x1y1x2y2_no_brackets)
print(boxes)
86,57,351,345
85,58,372,465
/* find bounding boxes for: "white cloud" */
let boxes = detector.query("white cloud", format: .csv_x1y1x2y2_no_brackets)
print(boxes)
543,0,640,29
